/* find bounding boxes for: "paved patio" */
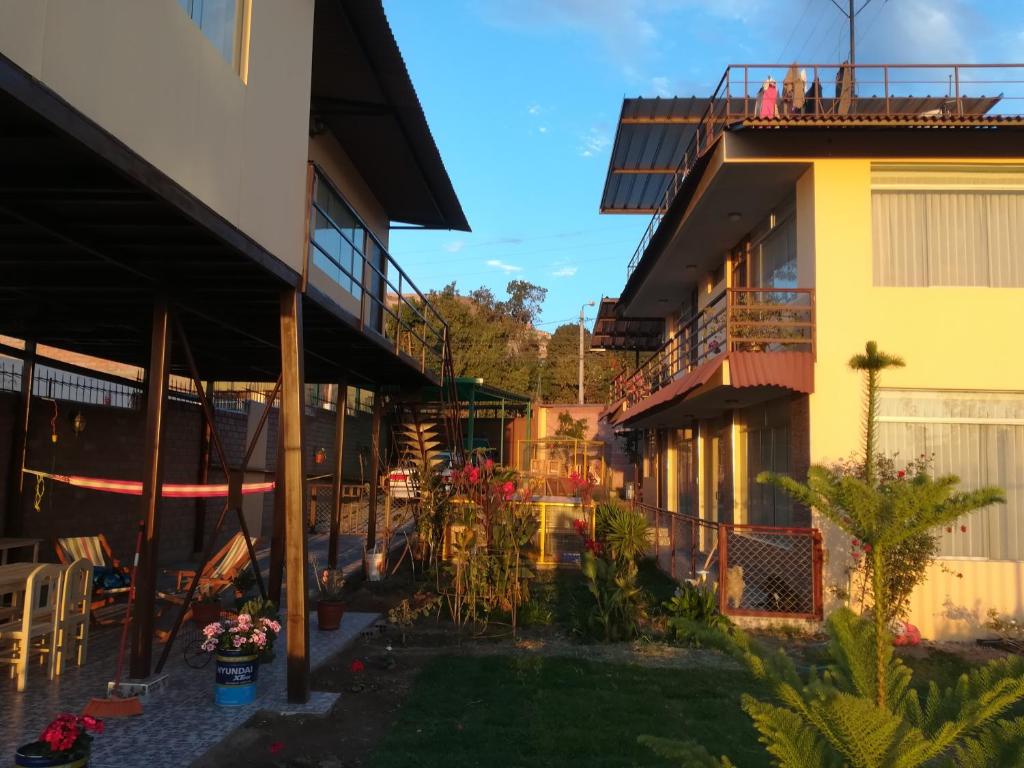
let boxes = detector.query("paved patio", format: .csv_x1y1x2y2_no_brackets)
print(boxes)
0,530,384,767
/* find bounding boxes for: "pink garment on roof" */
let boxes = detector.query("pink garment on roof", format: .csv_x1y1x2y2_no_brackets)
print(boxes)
759,82,778,117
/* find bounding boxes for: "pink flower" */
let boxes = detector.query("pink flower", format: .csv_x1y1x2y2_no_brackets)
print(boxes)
501,481,516,500
467,467,480,484
232,635,244,648
350,659,365,673
484,458,495,471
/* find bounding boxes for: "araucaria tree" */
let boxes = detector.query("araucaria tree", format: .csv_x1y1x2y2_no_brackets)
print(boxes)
641,341,1023,768
761,341,1004,708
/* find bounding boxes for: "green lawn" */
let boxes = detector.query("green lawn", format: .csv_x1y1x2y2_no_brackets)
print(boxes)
369,655,772,768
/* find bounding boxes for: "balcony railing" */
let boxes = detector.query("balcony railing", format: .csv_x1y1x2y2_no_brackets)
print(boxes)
307,166,448,380
611,287,815,408
626,63,1024,278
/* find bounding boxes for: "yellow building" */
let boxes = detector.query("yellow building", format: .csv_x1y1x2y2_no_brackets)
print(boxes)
594,64,1024,639
0,1,468,699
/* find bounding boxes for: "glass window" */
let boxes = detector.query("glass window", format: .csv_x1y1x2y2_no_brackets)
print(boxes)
179,0,242,69
310,175,376,302
744,401,796,526
879,390,1024,560
755,215,797,289
871,165,1024,287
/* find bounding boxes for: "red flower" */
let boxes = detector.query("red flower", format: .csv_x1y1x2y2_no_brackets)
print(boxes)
483,458,495,471
862,544,872,553
584,539,602,554
897,470,906,479
573,518,588,535
960,525,967,533
467,467,480,484
946,527,953,533
851,539,860,547
501,481,516,500
350,659,365,673
269,742,285,754
81,715,103,734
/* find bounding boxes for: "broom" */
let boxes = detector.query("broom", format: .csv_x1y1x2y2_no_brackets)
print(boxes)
83,521,144,717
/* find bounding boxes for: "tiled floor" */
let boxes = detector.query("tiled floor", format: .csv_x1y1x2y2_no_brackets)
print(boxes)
0,532,382,767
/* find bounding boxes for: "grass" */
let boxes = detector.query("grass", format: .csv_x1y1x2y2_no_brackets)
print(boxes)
369,655,772,768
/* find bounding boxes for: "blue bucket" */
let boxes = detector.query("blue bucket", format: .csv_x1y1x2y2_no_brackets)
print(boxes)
214,649,259,706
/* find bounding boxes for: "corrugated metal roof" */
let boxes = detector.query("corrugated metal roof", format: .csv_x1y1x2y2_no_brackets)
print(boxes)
600,94,1004,214
600,97,711,213
590,297,663,351
728,351,814,393
609,351,814,426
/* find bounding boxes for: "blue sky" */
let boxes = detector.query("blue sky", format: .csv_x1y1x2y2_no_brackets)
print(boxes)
385,0,1024,330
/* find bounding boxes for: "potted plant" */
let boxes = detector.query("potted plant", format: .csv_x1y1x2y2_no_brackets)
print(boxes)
315,568,346,631
190,585,223,628
202,613,281,707
16,714,103,767
238,596,280,662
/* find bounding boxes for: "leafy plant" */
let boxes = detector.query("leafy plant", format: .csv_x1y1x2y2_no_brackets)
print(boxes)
388,593,442,644
759,341,1003,708
664,582,731,641
596,502,649,570
581,549,647,642
642,608,1024,767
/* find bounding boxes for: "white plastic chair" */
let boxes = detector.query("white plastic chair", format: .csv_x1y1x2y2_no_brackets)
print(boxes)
56,558,92,675
0,564,62,691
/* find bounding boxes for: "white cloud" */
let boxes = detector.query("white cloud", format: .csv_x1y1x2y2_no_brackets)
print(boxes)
552,266,578,277
579,129,610,158
528,104,542,115
650,75,672,98
538,126,549,134
444,240,465,253
486,259,523,274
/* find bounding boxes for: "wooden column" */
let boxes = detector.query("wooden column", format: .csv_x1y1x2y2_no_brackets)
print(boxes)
328,381,347,569
279,288,309,703
365,394,383,552
192,380,213,555
268,424,286,606
4,339,35,536
130,300,172,679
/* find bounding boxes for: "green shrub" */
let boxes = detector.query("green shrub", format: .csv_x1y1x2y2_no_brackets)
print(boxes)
664,582,731,642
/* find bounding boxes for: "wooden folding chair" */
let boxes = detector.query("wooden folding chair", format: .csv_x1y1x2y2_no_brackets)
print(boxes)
55,558,92,675
55,535,129,621
0,564,62,691
156,533,257,636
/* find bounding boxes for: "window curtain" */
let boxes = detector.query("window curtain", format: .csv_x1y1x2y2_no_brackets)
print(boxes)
872,179,1024,287
879,390,1024,560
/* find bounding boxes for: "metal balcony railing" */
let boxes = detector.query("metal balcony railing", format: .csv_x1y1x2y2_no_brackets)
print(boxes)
611,287,815,408
307,165,449,381
626,63,1024,278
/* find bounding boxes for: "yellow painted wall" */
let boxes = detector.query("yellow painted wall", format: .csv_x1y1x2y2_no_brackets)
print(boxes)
0,0,315,271
806,158,1024,639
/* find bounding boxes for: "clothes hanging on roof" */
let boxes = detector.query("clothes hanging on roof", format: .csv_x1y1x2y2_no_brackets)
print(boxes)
782,66,806,114
804,76,822,114
756,77,779,118
835,61,853,114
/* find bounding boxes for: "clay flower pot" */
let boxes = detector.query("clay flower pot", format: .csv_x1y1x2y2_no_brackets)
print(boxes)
317,600,345,631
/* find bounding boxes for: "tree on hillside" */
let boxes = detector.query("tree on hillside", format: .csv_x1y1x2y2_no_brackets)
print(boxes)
428,281,543,395
539,324,632,404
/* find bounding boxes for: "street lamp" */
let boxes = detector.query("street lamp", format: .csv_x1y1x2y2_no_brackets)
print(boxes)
579,301,595,405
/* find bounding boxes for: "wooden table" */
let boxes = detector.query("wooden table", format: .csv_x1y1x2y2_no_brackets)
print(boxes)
0,537,41,565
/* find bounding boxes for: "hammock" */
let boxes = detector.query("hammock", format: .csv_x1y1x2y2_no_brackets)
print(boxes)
23,469,275,498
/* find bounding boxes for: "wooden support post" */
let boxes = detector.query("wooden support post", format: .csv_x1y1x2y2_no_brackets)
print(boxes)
4,339,35,536
365,394,383,553
269,425,285,606
328,381,347,569
192,380,213,555
130,299,171,680
279,288,309,703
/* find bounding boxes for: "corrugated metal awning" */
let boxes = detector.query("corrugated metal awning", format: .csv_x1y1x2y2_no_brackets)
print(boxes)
590,297,663,351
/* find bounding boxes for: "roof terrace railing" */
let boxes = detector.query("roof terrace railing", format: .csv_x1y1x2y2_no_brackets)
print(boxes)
308,166,449,381
626,63,1024,278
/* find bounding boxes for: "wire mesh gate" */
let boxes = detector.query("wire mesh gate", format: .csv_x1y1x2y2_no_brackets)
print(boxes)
637,503,823,620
